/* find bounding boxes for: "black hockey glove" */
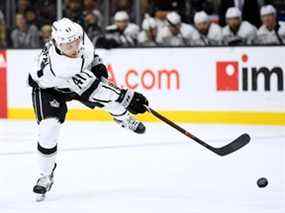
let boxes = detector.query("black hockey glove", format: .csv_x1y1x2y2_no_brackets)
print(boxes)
118,90,149,114
127,92,149,114
90,54,108,79
91,63,108,79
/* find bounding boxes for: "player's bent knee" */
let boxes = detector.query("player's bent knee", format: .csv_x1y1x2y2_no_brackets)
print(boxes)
38,118,61,150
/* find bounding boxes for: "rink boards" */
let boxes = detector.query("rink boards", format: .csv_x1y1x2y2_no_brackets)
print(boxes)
0,47,284,125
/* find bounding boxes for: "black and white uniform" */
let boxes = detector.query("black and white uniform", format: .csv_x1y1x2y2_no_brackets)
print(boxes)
28,32,130,176
192,23,223,46
222,21,257,45
156,23,199,46
256,21,285,45
29,33,131,123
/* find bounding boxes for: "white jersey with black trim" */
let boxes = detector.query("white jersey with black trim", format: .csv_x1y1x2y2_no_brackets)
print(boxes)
192,23,223,46
29,32,96,91
256,21,285,44
222,21,257,45
156,23,199,46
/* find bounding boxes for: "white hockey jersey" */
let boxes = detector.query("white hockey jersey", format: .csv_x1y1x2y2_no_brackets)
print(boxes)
105,23,140,46
156,23,199,46
256,21,285,44
29,32,96,92
192,23,223,46
222,21,257,45
137,31,158,46
155,18,168,31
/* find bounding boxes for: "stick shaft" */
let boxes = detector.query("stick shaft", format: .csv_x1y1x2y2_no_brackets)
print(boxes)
147,107,216,151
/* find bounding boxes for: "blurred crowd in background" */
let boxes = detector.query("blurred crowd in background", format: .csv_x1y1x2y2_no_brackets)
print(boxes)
0,0,285,48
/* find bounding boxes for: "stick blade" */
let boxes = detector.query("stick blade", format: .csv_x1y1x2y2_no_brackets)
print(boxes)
215,133,251,156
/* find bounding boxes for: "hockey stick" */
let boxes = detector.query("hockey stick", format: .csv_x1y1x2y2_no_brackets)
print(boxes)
145,106,250,156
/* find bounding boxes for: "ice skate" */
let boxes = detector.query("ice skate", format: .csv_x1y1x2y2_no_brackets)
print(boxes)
33,163,57,202
114,116,146,134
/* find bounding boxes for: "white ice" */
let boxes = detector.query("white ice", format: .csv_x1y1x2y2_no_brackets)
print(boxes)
0,120,284,213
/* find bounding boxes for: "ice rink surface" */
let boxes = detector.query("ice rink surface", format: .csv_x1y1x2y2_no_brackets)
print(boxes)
0,120,284,213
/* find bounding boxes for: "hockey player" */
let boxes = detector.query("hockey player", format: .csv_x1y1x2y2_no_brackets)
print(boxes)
256,5,285,45
138,15,158,46
156,12,199,46
104,11,140,47
192,11,223,46
28,18,148,201
222,7,257,45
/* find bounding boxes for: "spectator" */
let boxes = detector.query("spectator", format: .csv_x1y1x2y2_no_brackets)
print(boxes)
153,9,168,31
218,0,261,27
64,0,85,26
39,24,51,47
156,11,199,46
11,13,40,48
138,15,158,46
149,3,172,31
148,0,187,23
17,0,31,14
141,0,153,21
34,0,57,27
189,0,218,24
222,7,257,45
192,11,223,46
84,12,104,46
25,8,37,26
104,11,140,47
0,10,6,48
256,5,285,44
110,0,135,22
83,0,103,27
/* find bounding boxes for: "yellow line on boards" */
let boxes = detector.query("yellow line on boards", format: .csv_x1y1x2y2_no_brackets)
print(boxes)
7,108,285,125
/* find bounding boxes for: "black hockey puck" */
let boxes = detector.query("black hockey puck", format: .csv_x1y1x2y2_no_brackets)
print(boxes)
257,177,268,188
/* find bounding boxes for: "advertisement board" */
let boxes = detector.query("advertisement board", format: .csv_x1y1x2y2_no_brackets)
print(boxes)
0,50,7,118
4,47,285,124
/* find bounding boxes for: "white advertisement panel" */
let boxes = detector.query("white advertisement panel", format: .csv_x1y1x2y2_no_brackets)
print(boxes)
7,47,285,111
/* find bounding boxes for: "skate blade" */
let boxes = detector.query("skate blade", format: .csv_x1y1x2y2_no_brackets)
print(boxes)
35,194,46,202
